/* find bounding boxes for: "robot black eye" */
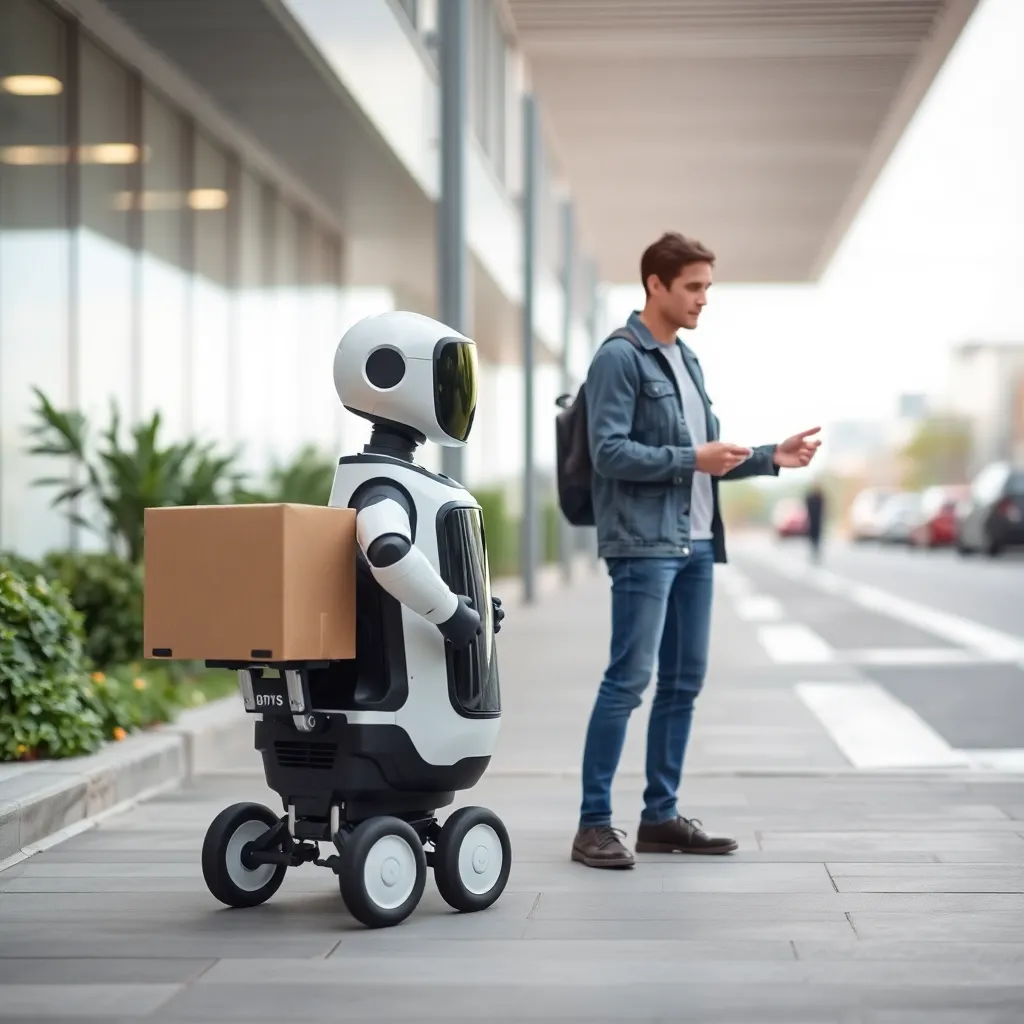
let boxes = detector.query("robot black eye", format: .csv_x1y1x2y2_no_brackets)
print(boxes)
365,347,406,390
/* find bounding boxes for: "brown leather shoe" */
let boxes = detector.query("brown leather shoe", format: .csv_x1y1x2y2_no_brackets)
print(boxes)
571,826,635,869
634,816,738,855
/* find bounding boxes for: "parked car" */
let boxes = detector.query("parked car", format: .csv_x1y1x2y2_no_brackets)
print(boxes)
955,461,1024,557
876,491,922,545
773,498,809,539
909,484,968,548
848,487,896,542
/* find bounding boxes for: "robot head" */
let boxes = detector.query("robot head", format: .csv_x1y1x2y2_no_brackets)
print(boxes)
333,311,478,447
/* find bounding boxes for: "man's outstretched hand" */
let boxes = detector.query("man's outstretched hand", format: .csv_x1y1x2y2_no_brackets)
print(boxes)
696,441,753,476
773,427,822,468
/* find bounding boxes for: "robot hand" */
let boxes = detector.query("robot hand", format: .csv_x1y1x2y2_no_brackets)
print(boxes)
491,595,505,633
437,594,482,650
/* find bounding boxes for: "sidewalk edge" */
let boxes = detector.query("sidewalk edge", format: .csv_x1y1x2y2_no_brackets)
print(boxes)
0,695,249,872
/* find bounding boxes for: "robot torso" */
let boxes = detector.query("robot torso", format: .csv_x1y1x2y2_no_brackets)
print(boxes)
328,453,501,734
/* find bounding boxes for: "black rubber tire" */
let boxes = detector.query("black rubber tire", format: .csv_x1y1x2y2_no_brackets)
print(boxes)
201,802,287,908
338,816,426,929
433,806,511,913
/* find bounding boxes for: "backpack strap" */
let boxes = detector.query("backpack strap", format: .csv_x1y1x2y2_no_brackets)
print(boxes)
555,326,643,408
601,326,641,349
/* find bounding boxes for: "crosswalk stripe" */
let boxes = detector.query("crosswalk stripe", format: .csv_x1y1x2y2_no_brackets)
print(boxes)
756,623,835,663
795,681,971,769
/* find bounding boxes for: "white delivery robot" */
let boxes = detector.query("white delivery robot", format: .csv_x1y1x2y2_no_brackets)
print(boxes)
200,311,510,929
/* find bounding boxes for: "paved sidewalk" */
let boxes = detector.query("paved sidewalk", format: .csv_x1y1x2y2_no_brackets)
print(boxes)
2,557,1024,1021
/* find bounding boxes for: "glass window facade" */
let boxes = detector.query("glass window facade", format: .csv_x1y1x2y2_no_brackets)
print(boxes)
469,0,508,183
0,0,347,557
0,0,71,555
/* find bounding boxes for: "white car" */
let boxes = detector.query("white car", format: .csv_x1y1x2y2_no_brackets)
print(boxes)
848,487,895,542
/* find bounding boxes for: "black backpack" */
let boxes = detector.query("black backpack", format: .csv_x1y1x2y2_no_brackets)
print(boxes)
554,328,640,526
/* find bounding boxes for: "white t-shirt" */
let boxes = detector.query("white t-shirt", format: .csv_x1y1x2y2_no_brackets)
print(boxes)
659,341,714,540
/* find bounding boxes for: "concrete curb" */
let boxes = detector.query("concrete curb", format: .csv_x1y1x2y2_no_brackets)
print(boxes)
0,559,596,871
0,696,250,871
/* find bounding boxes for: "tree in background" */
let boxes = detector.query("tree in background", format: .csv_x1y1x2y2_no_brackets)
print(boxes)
718,479,770,529
898,416,973,491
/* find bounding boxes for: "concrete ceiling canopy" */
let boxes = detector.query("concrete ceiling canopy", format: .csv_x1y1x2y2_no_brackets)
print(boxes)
502,0,980,284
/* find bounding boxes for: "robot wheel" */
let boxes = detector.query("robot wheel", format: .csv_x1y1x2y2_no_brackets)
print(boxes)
430,806,512,914
201,801,289,908
199,801,512,929
336,806,512,928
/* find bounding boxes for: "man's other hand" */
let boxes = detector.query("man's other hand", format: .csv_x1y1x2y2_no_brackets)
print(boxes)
695,441,753,476
773,427,822,468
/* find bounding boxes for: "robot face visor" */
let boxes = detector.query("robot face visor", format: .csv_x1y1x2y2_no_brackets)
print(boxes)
433,338,478,443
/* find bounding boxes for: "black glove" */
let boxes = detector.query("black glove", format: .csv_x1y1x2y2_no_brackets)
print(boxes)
437,594,481,650
491,595,505,633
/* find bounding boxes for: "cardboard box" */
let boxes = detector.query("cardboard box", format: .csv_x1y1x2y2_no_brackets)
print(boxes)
143,503,357,663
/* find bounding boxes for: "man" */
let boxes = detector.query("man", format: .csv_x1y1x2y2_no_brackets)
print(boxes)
571,231,820,869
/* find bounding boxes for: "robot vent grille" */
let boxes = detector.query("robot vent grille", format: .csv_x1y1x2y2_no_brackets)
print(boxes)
274,741,337,770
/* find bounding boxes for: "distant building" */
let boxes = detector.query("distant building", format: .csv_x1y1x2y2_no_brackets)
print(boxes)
942,342,1024,473
898,393,929,420
819,420,895,481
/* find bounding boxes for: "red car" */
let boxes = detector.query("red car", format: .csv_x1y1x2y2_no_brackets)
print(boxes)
773,499,809,538
910,485,968,548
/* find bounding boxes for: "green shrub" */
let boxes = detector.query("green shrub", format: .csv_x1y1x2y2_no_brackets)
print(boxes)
542,499,561,564
235,444,337,506
0,550,45,581
85,663,239,741
475,487,518,577
83,664,176,739
0,569,104,761
39,551,144,670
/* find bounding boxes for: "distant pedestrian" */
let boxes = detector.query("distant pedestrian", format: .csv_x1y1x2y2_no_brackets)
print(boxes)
805,485,826,562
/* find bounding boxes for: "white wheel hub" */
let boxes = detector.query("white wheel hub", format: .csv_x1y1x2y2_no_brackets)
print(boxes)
225,820,277,891
363,834,417,910
457,823,503,895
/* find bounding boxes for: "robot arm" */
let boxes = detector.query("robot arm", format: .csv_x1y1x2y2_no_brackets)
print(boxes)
354,491,481,649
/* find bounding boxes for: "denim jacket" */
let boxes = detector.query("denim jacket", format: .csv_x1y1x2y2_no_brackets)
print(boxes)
585,312,779,562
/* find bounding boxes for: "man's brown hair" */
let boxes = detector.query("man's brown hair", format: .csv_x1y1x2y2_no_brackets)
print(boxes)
640,232,716,295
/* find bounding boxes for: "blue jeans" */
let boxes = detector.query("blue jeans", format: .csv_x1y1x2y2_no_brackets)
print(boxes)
579,541,714,828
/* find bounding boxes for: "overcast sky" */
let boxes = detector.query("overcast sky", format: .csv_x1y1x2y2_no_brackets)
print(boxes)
601,0,1024,459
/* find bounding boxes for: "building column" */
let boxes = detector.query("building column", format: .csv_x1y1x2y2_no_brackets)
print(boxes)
437,0,468,483
521,92,539,604
586,257,601,564
558,198,575,584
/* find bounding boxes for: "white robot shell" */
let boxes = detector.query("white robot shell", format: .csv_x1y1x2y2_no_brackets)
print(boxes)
333,310,479,448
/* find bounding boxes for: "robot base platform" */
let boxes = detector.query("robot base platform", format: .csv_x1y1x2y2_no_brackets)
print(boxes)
199,662,509,928
201,800,511,929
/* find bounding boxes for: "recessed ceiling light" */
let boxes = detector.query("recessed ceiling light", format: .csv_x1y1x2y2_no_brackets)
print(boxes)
189,188,229,210
1,75,63,96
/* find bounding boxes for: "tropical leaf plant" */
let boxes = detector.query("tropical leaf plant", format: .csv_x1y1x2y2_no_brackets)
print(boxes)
25,388,244,563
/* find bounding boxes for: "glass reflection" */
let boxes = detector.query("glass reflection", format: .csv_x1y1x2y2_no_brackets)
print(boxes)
305,229,344,452
138,86,187,443
0,0,71,556
191,132,231,444
271,198,300,463
76,37,134,551
236,169,274,474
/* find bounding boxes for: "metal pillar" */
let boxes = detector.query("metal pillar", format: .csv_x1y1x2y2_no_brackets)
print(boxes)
521,93,539,604
558,199,575,584
586,258,602,565
438,0,468,483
